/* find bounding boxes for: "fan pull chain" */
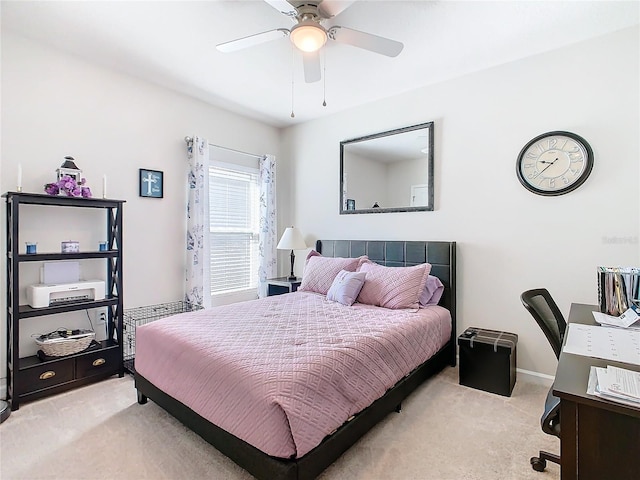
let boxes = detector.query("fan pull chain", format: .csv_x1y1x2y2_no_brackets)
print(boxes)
290,45,295,118
322,50,327,107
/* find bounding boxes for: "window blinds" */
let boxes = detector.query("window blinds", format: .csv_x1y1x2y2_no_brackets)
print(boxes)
209,165,259,295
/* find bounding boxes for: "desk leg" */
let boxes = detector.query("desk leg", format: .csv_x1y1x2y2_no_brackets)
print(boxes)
560,400,577,480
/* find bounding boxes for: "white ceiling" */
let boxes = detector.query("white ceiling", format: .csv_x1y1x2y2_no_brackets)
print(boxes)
3,1,639,128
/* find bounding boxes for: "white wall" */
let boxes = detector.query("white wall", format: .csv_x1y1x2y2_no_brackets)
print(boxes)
387,157,427,207
0,33,284,379
344,152,387,209
282,27,640,377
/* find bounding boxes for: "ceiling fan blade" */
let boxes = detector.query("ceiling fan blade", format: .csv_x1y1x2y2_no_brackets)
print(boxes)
263,0,297,17
216,28,289,53
328,26,403,57
303,51,321,83
318,0,355,18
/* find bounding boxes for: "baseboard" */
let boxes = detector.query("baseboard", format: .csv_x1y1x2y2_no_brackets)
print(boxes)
516,368,554,387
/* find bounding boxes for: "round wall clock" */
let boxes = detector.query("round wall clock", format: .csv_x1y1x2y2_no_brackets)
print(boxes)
516,131,594,196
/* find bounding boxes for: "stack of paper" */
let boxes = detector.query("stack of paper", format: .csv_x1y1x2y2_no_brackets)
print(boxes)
593,306,640,330
588,365,640,407
563,323,640,365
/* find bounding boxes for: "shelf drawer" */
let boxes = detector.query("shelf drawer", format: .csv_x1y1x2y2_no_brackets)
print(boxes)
77,348,120,379
17,358,74,393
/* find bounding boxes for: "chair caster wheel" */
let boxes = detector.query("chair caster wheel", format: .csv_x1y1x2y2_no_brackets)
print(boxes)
530,456,546,472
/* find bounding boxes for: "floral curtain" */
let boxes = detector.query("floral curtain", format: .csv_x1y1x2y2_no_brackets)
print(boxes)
185,136,211,308
258,154,277,297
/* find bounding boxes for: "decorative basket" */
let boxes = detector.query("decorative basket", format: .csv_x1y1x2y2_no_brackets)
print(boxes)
34,329,96,357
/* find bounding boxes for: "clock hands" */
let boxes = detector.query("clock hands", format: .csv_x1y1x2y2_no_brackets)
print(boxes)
533,158,559,178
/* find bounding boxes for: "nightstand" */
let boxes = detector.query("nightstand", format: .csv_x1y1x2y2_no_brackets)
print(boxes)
267,277,302,296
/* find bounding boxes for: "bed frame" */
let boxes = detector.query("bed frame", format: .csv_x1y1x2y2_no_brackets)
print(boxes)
135,240,456,480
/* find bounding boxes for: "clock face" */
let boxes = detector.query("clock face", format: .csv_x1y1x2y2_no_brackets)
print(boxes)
516,131,594,196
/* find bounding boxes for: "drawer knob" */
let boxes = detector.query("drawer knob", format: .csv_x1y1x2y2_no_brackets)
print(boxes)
92,358,106,367
39,371,56,380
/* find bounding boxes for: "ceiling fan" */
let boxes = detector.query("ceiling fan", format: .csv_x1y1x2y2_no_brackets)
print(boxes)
216,0,404,83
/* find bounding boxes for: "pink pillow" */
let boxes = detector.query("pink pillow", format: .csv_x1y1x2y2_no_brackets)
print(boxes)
357,261,431,309
305,249,322,262
419,275,444,307
299,253,367,295
326,270,367,306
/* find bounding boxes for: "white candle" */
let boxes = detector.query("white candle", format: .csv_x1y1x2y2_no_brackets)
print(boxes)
17,164,22,191
102,174,107,198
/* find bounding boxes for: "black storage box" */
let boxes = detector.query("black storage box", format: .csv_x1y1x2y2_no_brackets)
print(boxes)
458,327,517,397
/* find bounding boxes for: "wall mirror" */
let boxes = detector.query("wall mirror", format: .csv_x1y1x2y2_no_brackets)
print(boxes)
340,122,434,214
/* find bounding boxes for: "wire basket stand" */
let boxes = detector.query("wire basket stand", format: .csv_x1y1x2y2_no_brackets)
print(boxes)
123,301,203,374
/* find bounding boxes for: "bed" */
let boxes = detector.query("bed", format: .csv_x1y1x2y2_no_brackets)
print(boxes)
134,240,457,480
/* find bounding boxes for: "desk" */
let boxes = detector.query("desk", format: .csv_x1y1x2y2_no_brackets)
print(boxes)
553,303,640,480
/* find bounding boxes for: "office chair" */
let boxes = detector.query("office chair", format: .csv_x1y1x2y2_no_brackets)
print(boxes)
520,288,567,472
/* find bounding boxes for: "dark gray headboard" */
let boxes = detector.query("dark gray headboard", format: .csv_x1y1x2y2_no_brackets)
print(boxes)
316,240,457,344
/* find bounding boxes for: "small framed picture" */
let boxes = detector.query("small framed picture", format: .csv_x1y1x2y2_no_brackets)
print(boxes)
61,241,80,253
346,199,356,211
139,169,163,198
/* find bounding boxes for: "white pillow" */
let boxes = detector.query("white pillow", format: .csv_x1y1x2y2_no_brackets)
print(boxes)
326,270,367,306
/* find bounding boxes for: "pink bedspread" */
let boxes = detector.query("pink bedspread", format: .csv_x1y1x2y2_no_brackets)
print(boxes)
135,291,451,458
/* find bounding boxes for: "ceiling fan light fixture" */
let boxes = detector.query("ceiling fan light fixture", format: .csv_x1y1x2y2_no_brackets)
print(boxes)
290,21,327,52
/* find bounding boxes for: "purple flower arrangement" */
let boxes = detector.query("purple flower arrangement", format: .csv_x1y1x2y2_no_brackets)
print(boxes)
44,176,92,198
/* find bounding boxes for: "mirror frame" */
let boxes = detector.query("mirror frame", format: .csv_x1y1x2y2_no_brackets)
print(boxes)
340,121,434,214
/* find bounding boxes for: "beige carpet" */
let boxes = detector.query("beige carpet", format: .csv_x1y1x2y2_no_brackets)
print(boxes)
0,367,559,480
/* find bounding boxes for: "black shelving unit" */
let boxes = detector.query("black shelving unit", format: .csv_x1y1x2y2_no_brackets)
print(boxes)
3,191,125,410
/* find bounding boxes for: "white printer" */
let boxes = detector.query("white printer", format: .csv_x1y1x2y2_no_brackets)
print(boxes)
27,280,106,308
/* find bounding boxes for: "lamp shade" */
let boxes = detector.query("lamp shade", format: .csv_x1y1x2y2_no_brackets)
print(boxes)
277,227,306,250
290,21,327,52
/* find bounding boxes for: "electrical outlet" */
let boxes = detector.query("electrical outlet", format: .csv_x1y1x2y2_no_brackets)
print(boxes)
94,309,107,324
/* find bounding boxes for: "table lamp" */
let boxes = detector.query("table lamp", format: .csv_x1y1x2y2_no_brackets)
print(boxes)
277,227,306,280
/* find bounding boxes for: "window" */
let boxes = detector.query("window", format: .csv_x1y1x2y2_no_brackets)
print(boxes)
209,164,260,295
